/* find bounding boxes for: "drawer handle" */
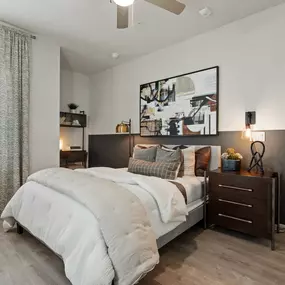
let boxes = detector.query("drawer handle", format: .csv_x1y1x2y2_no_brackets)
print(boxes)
218,213,253,224
218,184,253,192
218,199,253,208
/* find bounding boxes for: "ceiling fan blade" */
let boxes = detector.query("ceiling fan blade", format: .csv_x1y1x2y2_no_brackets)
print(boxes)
117,5,129,29
144,0,185,15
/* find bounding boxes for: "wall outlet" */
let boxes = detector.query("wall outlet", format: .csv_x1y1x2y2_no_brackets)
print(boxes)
251,131,266,142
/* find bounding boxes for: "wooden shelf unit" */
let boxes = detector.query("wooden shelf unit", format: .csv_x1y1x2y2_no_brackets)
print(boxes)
60,111,87,168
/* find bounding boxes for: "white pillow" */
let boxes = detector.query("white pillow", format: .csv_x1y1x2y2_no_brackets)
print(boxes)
182,147,195,176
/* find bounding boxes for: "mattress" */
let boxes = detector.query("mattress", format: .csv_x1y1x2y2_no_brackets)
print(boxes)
174,176,204,205
118,176,204,239
151,199,204,238
144,176,204,238
117,169,205,238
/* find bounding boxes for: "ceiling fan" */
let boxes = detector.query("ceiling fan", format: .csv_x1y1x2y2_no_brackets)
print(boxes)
112,0,186,29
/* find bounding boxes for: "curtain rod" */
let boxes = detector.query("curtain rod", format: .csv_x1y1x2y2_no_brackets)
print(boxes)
0,20,36,39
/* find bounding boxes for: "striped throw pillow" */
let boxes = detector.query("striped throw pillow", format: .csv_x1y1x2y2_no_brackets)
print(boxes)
128,158,180,180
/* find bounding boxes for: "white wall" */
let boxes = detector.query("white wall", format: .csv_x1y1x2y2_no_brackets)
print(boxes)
30,36,60,174
60,70,90,151
89,4,285,134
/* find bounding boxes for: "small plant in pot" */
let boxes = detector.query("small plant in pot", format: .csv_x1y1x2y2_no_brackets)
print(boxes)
221,148,243,172
68,103,79,113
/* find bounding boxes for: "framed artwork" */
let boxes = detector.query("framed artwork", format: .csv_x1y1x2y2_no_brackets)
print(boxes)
140,66,219,137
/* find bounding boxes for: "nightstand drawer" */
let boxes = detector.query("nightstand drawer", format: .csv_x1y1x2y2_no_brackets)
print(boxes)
210,212,269,237
209,196,268,218
209,173,271,200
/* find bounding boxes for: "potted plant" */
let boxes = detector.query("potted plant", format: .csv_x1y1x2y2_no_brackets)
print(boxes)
68,103,79,113
221,148,243,172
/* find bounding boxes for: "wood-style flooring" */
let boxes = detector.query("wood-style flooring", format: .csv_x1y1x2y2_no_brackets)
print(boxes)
1,225,285,285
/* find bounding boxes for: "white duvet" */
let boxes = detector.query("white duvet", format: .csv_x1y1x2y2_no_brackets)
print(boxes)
78,167,188,223
1,167,188,285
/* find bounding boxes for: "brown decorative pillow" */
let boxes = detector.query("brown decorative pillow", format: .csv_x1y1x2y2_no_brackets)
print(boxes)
195,146,211,177
128,158,180,180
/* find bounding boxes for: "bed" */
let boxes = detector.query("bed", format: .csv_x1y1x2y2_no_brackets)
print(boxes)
1,144,221,285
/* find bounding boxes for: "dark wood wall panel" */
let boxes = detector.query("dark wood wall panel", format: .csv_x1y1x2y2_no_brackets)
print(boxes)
89,131,285,222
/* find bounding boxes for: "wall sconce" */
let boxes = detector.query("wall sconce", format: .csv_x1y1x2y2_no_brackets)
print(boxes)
242,111,265,174
115,119,132,157
242,111,256,140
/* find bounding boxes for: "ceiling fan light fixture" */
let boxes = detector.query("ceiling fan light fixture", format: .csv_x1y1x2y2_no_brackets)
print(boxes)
114,0,135,7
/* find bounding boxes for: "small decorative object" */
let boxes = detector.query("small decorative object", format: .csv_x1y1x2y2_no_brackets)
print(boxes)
72,119,81,126
116,121,129,133
221,148,243,172
60,116,66,124
68,103,79,113
248,141,265,174
115,119,132,157
70,146,82,151
79,110,85,114
140,66,219,136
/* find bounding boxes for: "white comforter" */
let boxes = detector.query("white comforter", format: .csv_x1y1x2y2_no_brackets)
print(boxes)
78,167,188,223
1,167,188,285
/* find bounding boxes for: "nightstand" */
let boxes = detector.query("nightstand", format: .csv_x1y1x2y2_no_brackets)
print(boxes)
208,169,280,250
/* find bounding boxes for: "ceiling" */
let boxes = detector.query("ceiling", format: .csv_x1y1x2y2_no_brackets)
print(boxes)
0,0,284,74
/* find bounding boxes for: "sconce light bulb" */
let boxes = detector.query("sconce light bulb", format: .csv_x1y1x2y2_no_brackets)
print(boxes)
245,127,252,138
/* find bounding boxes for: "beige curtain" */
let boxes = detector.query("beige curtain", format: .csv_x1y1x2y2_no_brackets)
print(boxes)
0,25,31,213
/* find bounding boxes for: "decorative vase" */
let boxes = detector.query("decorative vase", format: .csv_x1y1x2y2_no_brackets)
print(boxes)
70,109,76,113
222,159,241,172
116,122,129,133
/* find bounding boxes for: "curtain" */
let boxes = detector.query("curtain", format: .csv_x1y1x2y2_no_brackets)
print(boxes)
0,25,31,213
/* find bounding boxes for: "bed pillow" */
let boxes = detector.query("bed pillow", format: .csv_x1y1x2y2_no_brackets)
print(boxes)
173,145,195,177
156,147,182,163
133,146,157,162
133,144,157,150
128,158,180,180
156,146,182,177
195,146,211,177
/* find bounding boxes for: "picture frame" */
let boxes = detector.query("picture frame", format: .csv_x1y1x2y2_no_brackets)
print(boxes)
140,66,219,137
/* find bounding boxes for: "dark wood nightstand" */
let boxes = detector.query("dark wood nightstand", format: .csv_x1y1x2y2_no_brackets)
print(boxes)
208,169,280,250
